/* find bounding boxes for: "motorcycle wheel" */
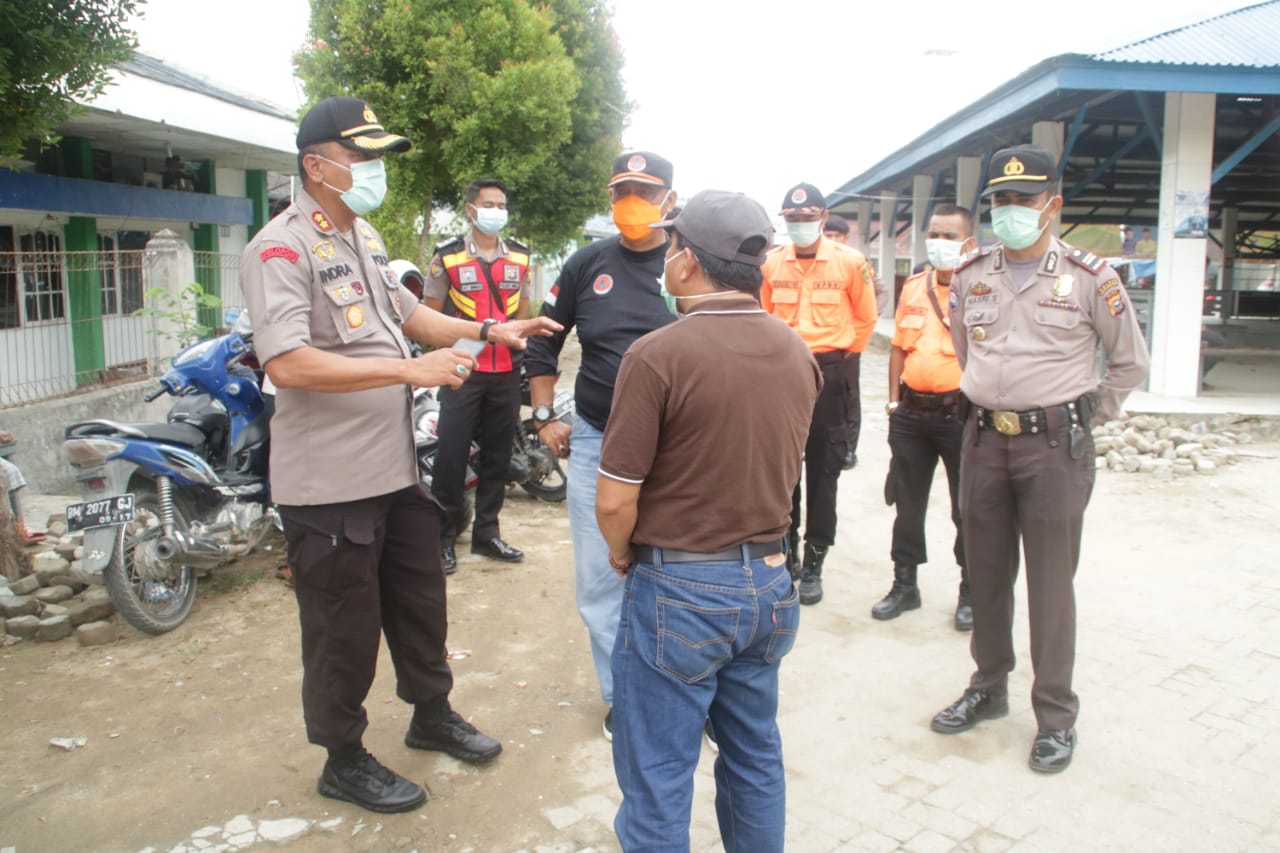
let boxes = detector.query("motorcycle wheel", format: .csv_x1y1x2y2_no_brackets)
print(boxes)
518,422,568,503
103,487,197,635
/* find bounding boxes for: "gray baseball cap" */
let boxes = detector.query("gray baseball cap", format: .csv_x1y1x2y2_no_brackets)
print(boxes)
650,190,774,266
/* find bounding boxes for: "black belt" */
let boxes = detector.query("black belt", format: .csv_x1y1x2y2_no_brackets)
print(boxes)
633,539,786,565
902,387,960,410
977,401,1082,436
813,350,848,367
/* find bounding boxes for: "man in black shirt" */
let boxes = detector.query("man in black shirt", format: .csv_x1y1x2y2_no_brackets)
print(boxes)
525,151,677,741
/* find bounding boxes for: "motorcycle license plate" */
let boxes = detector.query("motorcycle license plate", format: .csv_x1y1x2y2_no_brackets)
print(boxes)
65,494,135,532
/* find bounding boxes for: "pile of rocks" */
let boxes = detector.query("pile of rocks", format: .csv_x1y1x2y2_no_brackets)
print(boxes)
0,520,118,647
1093,415,1250,479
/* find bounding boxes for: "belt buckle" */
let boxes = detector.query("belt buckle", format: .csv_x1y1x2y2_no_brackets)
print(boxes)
992,411,1022,436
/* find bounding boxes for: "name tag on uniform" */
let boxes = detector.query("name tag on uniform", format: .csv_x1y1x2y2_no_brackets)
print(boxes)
459,267,478,284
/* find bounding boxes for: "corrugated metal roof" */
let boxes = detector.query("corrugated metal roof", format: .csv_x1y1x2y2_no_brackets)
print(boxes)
1092,0,1280,67
121,53,296,121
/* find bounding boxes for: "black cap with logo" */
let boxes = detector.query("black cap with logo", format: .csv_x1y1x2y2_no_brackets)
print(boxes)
608,150,674,188
779,183,826,214
296,96,411,153
982,145,1054,196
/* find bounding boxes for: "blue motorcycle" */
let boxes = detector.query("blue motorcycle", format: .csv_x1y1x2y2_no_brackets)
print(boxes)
62,328,276,635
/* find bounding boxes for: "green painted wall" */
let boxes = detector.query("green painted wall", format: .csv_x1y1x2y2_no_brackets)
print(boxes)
193,161,221,330
246,170,269,239
60,138,105,384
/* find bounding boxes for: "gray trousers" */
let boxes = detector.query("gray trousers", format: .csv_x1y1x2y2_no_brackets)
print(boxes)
959,409,1095,731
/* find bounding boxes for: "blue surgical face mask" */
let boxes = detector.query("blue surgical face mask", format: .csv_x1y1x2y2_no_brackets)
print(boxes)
991,201,1050,251
471,206,508,236
657,248,686,314
318,155,388,216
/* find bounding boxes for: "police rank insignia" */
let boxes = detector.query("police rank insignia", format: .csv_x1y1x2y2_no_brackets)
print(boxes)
313,240,336,261
1053,275,1074,298
359,225,373,239
311,211,333,232
367,239,382,253
346,305,364,328
971,282,991,296
331,285,356,303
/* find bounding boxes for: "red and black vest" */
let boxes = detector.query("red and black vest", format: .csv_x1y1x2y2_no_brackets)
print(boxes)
436,235,529,373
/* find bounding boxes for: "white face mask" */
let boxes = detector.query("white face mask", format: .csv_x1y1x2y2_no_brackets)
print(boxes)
786,220,822,247
657,248,687,314
926,238,966,271
471,206,508,236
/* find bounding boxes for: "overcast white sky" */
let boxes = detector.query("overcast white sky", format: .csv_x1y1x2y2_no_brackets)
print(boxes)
129,0,1256,213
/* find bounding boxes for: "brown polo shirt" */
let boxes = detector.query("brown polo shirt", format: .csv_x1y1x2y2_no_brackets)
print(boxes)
599,293,821,553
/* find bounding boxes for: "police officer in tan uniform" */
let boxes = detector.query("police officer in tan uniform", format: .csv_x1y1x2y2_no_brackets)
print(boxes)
930,145,1149,773
241,96,558,813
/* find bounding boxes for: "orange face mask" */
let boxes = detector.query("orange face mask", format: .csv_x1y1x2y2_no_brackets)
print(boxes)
612,193,667,241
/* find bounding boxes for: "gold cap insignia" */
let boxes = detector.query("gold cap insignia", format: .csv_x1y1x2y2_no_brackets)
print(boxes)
1003,156,1025,177
363,105,377,123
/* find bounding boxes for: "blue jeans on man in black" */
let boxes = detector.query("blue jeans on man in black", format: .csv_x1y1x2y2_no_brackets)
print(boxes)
611,549,800,853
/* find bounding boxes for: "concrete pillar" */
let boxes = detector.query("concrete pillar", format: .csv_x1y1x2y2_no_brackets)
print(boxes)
1033,121,1064,238
1150,92,1215,398
193,161,221,331
956,156,982,214
64,216,104,386
246,170,269,239
143,229,197,365
878,190,898,317
1218,205,1237,311
854,199,872,256
911,175,930,269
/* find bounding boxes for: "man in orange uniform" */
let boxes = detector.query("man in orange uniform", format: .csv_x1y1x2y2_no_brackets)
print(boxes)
761,183,878,606
875,204,976,630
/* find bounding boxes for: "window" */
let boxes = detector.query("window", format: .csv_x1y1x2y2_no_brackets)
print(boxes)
99,233,119,315
18,231,65,323
118,231,148,314
0,226,16,329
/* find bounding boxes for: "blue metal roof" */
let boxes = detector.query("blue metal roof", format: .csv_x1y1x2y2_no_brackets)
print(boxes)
1092,1,1280,68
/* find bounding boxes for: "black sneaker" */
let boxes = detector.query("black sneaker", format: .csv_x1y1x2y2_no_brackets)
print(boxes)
703,719,719,753
405,709,502,764
603,709,613,742
317,749,426,814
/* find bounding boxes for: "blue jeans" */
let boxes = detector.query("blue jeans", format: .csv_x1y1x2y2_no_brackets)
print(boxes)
611,549,800,853
567,417,624,707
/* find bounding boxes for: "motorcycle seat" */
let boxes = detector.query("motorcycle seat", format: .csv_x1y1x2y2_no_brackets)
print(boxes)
132,422,208,448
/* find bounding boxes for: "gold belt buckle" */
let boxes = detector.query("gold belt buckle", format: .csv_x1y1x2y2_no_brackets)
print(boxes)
992,411,1022,435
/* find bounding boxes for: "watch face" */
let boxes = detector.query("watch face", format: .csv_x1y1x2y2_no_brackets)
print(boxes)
533,405,554,422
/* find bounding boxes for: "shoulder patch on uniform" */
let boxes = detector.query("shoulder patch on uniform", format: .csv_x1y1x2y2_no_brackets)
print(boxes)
505,237,530,253
955,246,990,273
260,245,298,264
1067,248,1106,274
434,235,464,253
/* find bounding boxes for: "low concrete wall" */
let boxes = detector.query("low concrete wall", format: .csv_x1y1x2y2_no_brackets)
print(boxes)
1,380,171,494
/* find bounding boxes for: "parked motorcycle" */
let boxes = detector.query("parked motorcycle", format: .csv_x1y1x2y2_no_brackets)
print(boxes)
62,329,275,635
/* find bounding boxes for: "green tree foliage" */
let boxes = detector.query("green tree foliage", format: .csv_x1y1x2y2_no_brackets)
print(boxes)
296,0,628,260
0,0,142,162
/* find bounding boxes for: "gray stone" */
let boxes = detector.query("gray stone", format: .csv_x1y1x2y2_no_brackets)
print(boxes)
1157,425,1172,440
40,603,68,618
1161,446,1177,460
1130,415,1166,431
1153,465,1174,481
1093,438,1114,455
45,516,68,537
1173,460,1196,477
0,595,40,617
0,616,4,635
1175,442,1202,458
1122,455,1142,473
1120,445,1140,457
1105,450,1124,470
68,596,114,626
75,620,116,647
9,575,40,596
34,585,75,604
6,614,39,639
224,814,255,836
1196,459,1217,475
1095,457,1107,470
36,614,72,641
1168,428,1192,445
32,551,71,583
53,540,79,560
83,586,111,604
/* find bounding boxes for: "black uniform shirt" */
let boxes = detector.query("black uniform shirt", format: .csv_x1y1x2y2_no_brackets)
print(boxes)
524,236,675,431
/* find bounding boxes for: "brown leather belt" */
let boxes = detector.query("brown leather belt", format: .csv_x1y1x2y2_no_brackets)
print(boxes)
633,539,785,565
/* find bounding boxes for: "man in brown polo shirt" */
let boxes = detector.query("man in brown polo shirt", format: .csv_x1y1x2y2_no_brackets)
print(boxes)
595,190,820,852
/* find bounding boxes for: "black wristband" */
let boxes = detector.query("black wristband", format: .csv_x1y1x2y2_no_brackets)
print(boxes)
479,318,497,342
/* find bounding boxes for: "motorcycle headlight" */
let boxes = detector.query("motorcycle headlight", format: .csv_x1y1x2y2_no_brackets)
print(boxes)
63,438,127,466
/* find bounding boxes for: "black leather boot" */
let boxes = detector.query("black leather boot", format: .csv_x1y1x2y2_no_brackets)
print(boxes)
785,529,801,581
871,564,921,620
955,574,973,632
798,543,827,606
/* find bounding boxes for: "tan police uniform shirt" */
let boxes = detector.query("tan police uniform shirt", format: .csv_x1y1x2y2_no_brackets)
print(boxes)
950,236,1150,421
241,189,420,506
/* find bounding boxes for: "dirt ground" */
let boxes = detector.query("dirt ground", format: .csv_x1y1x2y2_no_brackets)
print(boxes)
2,343,1278,853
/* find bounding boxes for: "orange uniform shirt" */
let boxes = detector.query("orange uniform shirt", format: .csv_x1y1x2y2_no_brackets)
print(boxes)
760,238,878,354
893,270,961,393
